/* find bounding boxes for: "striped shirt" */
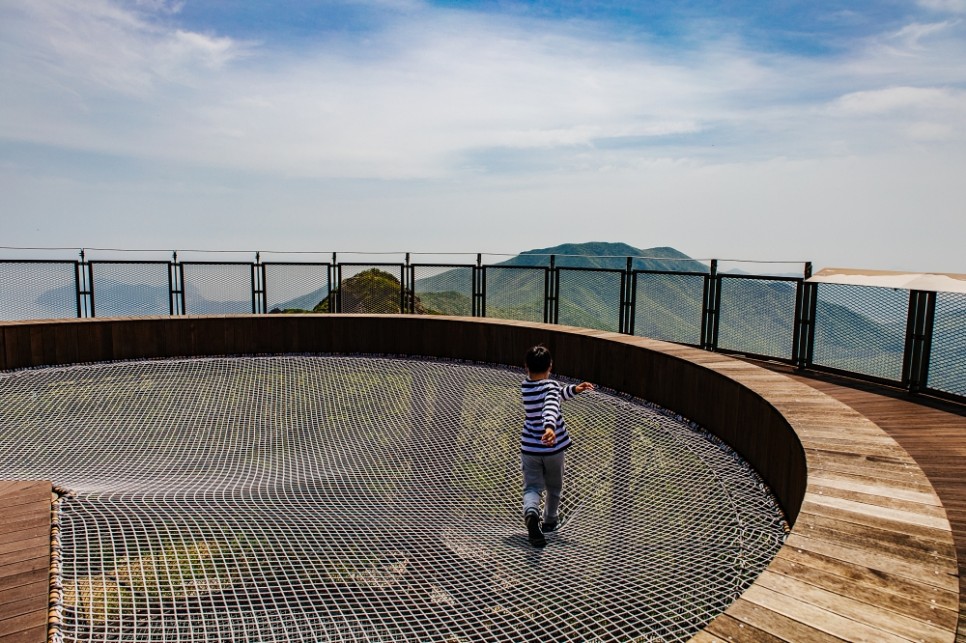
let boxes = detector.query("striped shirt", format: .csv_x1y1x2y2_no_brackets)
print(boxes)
520,378,577,455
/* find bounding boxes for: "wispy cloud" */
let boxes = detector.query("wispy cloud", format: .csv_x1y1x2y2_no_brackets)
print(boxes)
2,1,245,96
831,86,959,114
1,0,965,270
918,0,966,14
4,1,965,172
0,2,796,177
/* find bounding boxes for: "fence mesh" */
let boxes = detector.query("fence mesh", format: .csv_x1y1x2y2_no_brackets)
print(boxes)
812,284,907,381
337,265,405,314
0,355,787,643
90,262,171,317
0,260,78,320
412,266,474,316
928,292,966,397
181,263,253,315
483,266,545,323
556,269,622,332
634,272,706,346
263,263,330,314
716,277,798,360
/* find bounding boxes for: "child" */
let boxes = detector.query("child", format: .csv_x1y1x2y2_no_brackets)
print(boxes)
520,344,594,547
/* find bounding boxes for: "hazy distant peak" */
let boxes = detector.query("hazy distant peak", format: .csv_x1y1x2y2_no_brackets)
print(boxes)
508,242,708,272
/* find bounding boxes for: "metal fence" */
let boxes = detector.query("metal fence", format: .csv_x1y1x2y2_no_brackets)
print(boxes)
1,252,963,404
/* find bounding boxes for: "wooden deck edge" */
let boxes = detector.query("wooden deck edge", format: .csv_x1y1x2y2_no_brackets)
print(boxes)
689,362,959,641
0,481,51,643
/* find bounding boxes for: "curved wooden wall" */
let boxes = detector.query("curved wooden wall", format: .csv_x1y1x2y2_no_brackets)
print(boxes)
0,315,957,642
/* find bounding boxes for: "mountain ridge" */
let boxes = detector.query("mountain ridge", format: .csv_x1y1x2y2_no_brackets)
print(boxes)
501,242,709,272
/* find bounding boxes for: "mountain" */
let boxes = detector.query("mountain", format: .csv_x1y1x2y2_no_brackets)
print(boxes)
277,268,431,315
26,242,910,370
412,242,900,361
506,242,709,272
412,242,712,324
269,287,329,313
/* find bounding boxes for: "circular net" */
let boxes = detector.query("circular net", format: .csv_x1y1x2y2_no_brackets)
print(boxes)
0,355,787,642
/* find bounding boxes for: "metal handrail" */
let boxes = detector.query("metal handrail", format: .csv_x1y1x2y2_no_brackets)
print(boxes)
1,252,962,405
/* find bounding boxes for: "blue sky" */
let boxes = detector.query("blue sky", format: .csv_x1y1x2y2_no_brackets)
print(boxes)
1,0,964,272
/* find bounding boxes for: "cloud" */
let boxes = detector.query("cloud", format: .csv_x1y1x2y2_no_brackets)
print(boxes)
830,86,957,114
823,86,966,147
918,0,966,13
0,0,246,97
888,20,957,50
2,0,965,181
135,0,186,14
2,1,770,178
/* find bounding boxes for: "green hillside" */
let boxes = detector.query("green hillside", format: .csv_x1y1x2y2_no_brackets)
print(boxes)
411,242,897,362
263,241,900,366
413,242,711,327
509,242,709,272
277,268,432,314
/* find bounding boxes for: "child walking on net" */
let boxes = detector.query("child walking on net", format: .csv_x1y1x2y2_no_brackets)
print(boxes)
520,344,594,547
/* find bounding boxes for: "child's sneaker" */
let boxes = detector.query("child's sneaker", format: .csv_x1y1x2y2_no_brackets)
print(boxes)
525,512,546,547
541,520,558,533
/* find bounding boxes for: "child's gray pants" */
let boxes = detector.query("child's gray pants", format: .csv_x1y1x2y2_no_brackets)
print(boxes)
521,451,565,523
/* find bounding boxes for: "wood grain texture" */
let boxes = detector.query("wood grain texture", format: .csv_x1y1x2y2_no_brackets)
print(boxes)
767,364,966,642
0,481,49,643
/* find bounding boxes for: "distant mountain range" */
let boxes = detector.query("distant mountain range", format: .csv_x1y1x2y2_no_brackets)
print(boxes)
26,242,925,372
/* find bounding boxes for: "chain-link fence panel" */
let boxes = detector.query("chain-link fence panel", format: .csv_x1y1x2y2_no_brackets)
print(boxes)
89,262,171,317
181,263,254,315
0,260,78,320
556,268,623,331
483,266,546,322
633,272,705,346
0,355,787,643
412,265,474,316
337,264,405,314
717,277,799,360
263,263,331,313
812,284,907,382
927,292,966,397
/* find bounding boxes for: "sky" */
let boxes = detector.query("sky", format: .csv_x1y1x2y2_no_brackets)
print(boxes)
1,0,965,273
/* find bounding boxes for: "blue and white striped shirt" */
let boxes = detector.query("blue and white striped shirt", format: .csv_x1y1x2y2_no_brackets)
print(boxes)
520,378,577,455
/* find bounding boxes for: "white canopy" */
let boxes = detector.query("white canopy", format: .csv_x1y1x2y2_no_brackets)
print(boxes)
807,267,966,294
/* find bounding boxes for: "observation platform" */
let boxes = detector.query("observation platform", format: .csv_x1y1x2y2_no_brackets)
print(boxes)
0,315,964,642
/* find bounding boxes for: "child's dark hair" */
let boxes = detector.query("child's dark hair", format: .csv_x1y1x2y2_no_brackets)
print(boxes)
525,344,553,373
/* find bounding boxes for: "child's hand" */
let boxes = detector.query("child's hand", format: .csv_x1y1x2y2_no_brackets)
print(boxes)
575,382,594,393
541,426,556,446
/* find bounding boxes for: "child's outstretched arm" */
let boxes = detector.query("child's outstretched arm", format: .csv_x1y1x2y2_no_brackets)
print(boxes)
575,382,594,393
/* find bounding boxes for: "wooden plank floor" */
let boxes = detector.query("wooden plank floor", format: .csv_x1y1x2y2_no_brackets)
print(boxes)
764,365,966,642
678,347,960,643
0,481,50,643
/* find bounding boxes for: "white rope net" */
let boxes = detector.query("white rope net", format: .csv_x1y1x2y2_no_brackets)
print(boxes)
0,355,787,642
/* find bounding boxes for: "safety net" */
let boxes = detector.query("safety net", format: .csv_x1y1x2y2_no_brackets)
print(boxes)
0,355,787,642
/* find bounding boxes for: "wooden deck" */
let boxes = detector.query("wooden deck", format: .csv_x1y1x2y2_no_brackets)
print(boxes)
0,481,50,643
764,364,966,643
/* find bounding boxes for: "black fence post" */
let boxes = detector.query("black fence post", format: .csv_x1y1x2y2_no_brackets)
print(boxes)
918,292,937,393
405,253,414,314
252,252,266,314
794,262,816,370
902,290,936,394
701,260,720,351
620,256,634,335
331,252,340,314
544,255,558,324
473,253,485,317
76,249,93,318
169,251,186,315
